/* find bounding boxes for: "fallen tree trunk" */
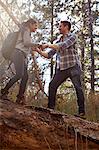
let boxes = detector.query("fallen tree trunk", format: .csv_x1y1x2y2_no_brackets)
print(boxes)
0,99,99,150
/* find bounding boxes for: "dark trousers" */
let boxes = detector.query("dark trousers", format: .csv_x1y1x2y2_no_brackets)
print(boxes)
4,49,28,97
48,64,85,114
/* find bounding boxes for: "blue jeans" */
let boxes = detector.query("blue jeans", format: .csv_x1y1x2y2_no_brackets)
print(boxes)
48,64,85,114
3,49,28,97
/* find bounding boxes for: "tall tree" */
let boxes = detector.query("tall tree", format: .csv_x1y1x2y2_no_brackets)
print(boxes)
88,0,94,92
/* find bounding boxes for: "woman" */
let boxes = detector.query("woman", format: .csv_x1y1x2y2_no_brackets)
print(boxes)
1,18,39,104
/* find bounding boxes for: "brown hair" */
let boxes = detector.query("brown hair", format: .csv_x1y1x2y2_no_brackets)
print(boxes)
22,18,37,27
61,21,71,30
26,18,37,25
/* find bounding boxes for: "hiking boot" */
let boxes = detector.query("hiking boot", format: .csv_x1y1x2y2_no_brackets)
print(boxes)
48,104,55,110
16,95,26,105
0,89,9,100
74,113,86,119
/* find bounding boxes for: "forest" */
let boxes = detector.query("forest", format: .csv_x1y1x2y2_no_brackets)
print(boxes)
0,0,99,123
0,0,99,150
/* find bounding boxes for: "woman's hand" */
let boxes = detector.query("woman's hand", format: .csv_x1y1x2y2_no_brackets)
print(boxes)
41,44,49,49
32,43,49,51
38,44,49,50
32,47,41,52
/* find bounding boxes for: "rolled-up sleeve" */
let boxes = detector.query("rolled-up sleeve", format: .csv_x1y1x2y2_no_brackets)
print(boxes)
48,49,56,58
57,34,76,51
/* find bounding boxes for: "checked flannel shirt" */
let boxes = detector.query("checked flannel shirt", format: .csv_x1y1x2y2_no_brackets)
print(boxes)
48,32,81,70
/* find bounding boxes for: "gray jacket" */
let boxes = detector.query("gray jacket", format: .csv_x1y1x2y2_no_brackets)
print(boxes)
15,27,38,56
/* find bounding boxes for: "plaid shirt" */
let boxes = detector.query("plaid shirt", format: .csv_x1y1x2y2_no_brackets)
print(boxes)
48,32,81,70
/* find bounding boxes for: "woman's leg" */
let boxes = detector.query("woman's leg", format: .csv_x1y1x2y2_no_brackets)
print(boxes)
17,63,28,97
1,50,25,94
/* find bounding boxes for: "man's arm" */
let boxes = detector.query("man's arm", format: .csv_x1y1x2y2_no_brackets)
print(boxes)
32,47,56,59
41,44,59,51
57,34,76,51
41,34,76,51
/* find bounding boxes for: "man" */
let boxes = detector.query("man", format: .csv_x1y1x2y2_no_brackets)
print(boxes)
35,20,85,118
1,18,39,104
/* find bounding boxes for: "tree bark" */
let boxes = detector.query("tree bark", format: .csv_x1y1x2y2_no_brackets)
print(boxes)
0,99,99,150
50,0,54,78
88,0,95,92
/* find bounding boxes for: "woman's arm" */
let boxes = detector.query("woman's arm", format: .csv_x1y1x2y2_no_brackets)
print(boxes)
23,29,40,48
32,48,49,58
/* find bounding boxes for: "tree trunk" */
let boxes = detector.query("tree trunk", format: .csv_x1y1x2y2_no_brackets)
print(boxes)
0,99,99,150
88,0,95,92
50,0,54,79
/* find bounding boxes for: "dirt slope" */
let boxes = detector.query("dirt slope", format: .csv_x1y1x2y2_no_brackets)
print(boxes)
0,99,99,150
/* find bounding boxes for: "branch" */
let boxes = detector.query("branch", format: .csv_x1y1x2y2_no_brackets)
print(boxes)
0,0,20,27
32,53,45,94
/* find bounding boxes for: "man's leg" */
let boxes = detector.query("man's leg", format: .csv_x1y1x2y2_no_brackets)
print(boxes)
71,75,85,114
48,69,69,109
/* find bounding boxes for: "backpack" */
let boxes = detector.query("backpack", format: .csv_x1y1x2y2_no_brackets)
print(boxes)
1,31,19,60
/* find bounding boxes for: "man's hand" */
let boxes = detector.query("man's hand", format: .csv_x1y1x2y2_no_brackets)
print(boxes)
41,44,49,49
36,47,41,53
32,47,49,58
38,44,49,50
32,47,41,52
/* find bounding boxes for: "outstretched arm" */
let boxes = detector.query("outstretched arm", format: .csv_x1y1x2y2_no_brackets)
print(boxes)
32,48,49,58
41,44,59,51
41,34,76,52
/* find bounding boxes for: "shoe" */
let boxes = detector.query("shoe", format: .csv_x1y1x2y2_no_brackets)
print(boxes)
47,106,54,110
0,89,9,100
74,113,86,119
16,95,26,105
48,104,55,110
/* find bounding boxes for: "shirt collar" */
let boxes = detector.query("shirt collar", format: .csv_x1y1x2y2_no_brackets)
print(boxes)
64,32,71,37
60,32,71,41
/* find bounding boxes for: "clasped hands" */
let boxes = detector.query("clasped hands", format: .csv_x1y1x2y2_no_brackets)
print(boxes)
38,44,49,50
32,43,59,53
32,44,49,53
